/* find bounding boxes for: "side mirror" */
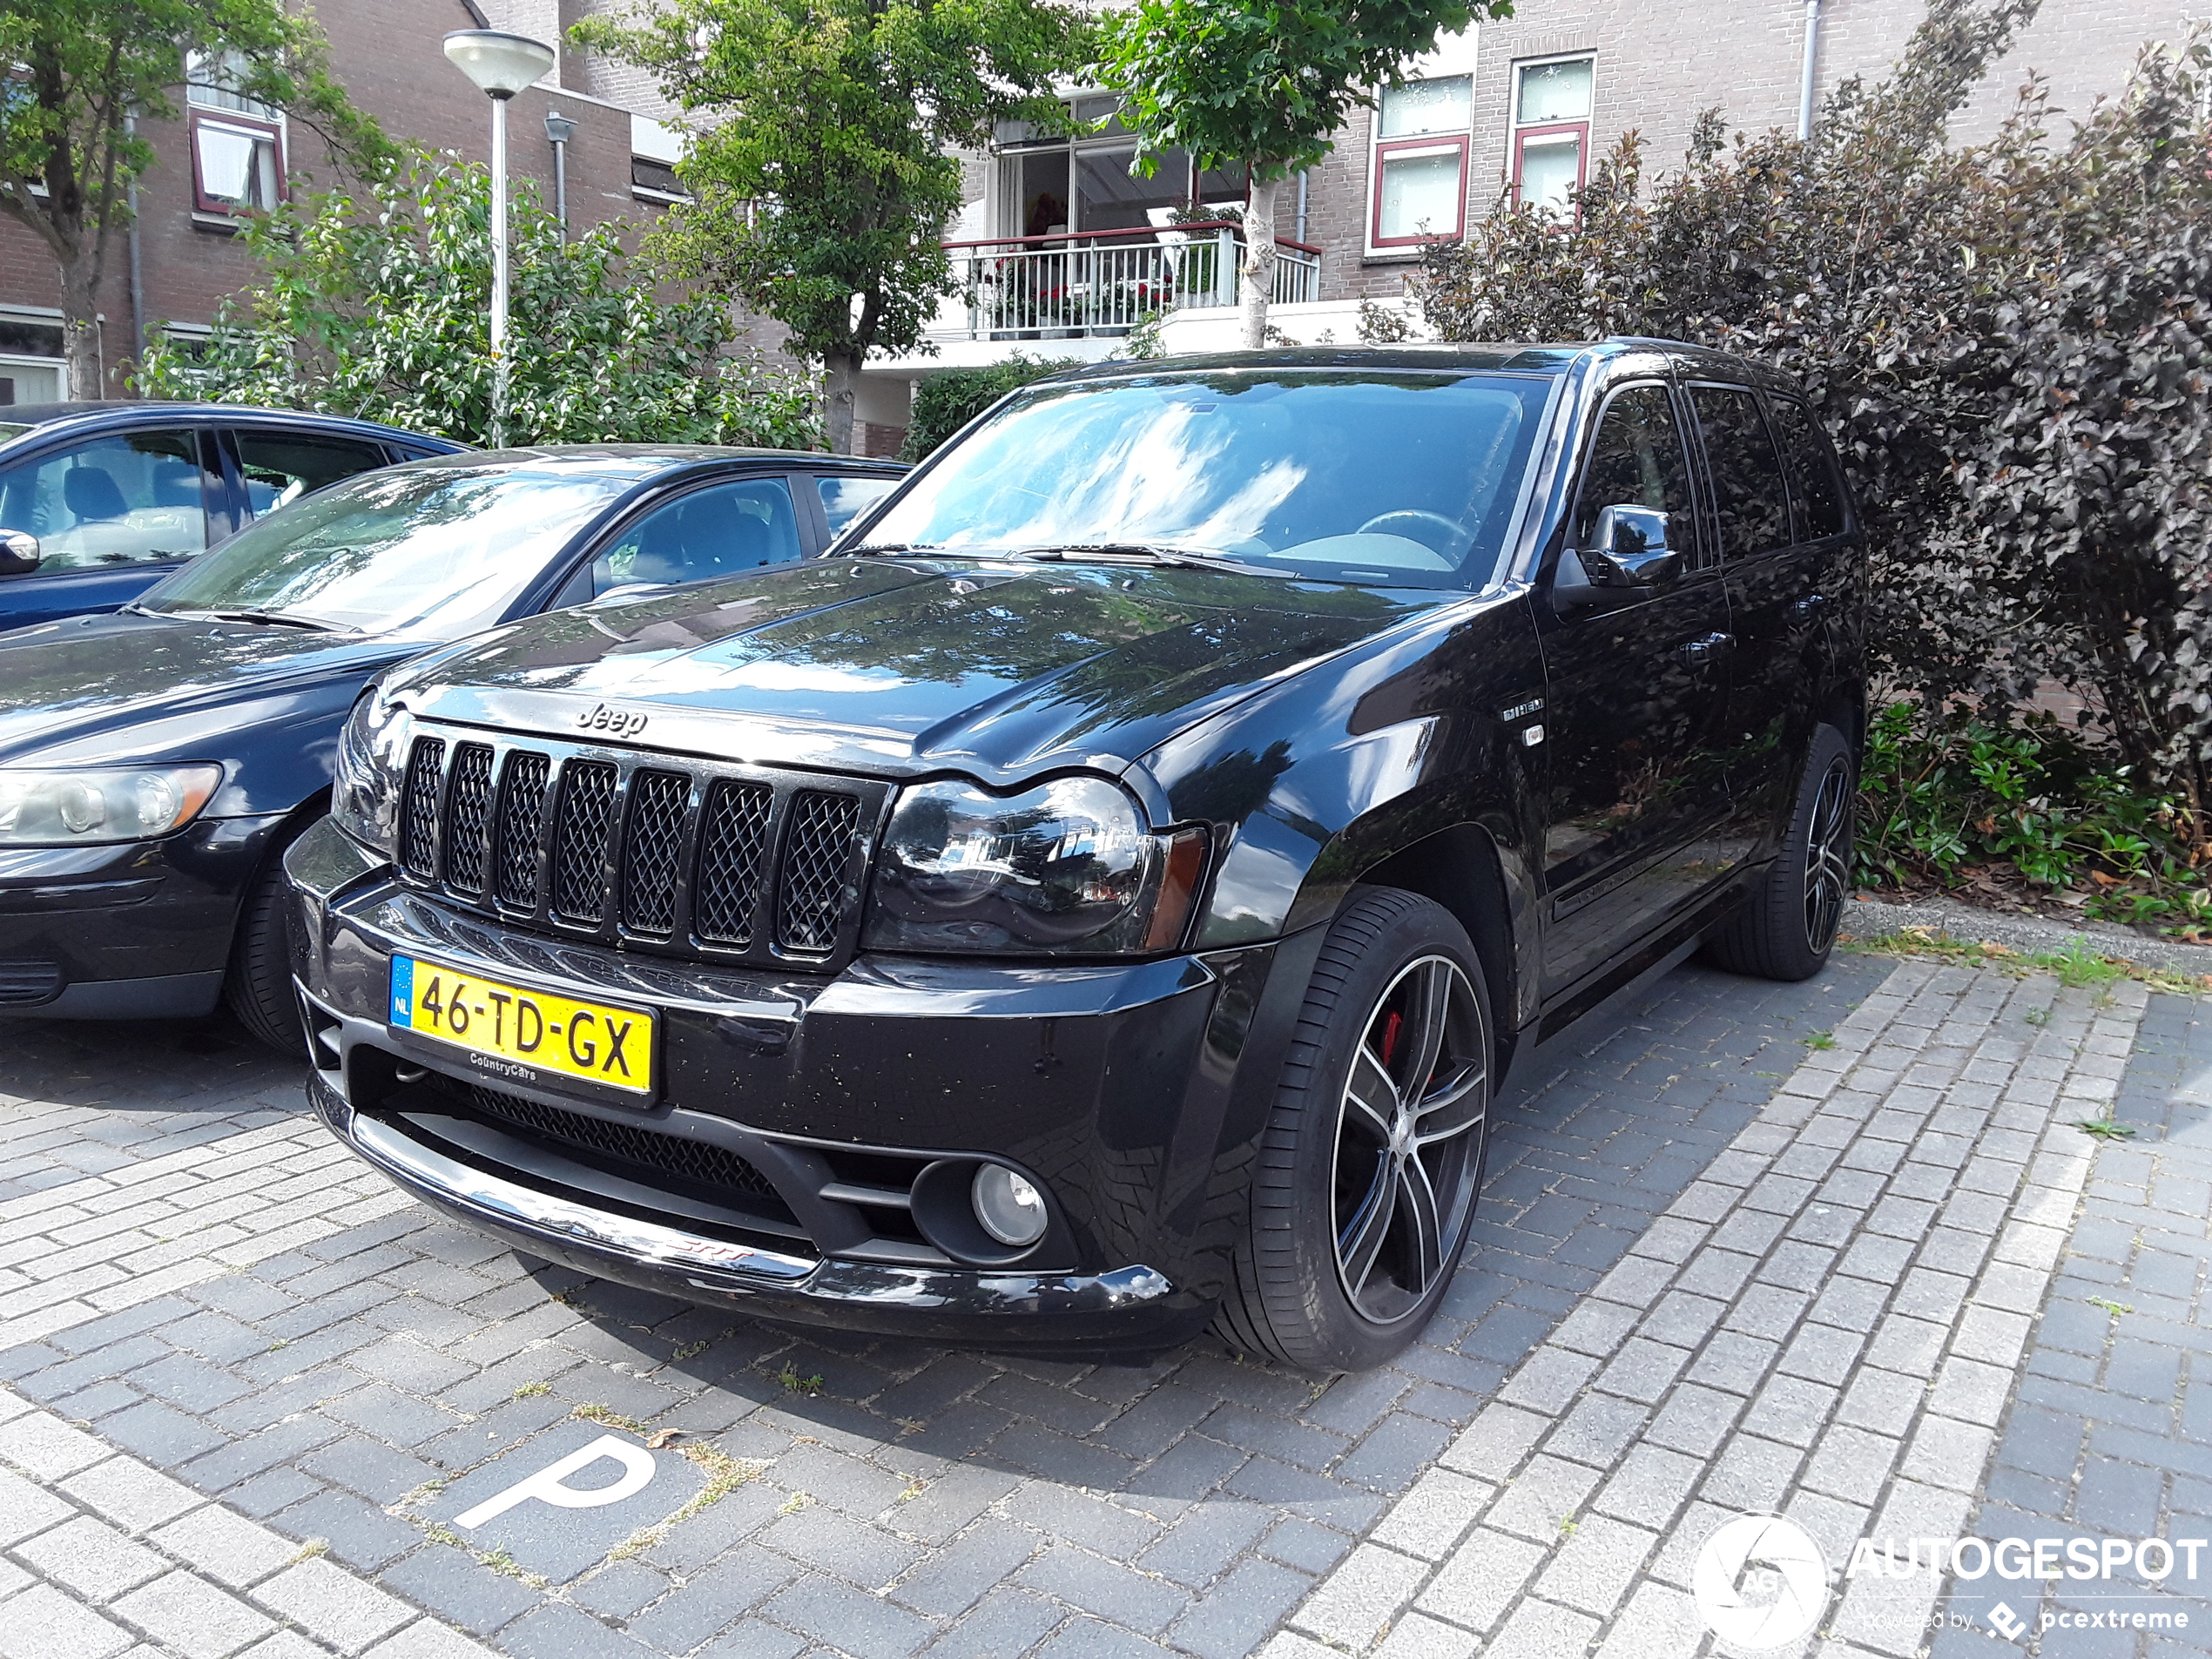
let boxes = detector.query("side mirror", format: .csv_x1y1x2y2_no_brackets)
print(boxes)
0,530,38,577
1552,505,1681,613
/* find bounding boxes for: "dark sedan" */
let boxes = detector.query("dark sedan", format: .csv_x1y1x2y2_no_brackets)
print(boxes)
0,401,465,629
0,445,904,1047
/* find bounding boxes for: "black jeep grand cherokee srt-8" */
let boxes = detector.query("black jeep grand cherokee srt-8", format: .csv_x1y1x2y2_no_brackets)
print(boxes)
287,341,1864,1371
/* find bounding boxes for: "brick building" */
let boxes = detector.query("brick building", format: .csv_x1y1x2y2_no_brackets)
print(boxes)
0,0,678,405
859,0,2193,455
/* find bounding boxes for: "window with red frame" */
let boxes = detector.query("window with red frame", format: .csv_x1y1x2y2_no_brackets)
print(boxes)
1369,75,1472,249
186,51,284,215
1511,57,1593,215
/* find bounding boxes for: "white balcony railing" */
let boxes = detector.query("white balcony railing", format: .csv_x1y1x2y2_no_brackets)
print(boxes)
932,221,1322,342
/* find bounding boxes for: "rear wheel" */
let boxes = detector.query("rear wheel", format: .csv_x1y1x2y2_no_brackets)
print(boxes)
1703,725,1855,981
1215,888,1492,1372
226,826,310,1055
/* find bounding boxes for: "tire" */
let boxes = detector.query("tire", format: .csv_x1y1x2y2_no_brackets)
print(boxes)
1215,887,1494,1372
225,826,310,1055
1703,725,1855,982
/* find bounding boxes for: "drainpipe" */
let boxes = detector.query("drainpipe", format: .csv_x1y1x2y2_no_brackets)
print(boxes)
1797,0,1823,140
544,110,576,238
125,109,145,378
1295,168,1309,244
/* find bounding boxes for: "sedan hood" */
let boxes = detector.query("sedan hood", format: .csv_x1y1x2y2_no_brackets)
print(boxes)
0,611,416,787
391,557,1460,783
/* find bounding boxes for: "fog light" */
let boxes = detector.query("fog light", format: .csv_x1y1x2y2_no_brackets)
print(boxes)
971,1163,1048,1248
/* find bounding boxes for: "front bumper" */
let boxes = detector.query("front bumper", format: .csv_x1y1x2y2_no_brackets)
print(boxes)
287,819,1321,1353
0,814,285,1018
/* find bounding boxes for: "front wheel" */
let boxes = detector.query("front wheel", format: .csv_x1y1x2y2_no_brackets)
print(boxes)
1215,888,1493,1372
226,828,309,1055
1703,724,1856,981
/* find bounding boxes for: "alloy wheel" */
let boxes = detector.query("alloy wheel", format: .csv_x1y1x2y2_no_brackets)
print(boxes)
1802,756,1853,954
1330,954,1487,1325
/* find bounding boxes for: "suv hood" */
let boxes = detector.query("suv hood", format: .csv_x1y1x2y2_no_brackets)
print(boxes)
390,556,1458,784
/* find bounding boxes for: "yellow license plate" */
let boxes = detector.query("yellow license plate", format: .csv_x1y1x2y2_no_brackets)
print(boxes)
388,954,654,1095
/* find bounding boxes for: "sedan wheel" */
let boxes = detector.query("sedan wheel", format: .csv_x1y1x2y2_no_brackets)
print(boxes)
1216,887,1493,1372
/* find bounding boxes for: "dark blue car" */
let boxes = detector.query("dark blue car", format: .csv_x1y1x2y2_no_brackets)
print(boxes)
0,401,464,630
0,445,904,1049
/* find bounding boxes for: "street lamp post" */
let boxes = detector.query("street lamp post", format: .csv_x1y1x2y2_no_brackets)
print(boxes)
442,30,557,448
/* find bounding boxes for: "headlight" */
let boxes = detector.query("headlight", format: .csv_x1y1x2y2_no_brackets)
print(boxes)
865,776,1207,955
331,687,408,855
0,764,223,846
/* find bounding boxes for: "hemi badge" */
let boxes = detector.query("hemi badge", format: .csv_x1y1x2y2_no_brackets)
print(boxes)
1501,697,1545,722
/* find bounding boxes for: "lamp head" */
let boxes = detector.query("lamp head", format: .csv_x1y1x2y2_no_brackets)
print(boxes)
442,30,556,98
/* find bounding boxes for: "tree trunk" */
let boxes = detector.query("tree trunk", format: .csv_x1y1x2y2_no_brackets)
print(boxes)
59,252,105,399
1239,172,1283,350
824,349,860,454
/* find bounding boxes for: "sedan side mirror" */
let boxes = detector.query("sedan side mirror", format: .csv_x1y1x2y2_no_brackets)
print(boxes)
0,530,38,577
1551,505,1680,613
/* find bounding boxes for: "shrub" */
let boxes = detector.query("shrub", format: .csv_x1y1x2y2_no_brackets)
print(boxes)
1856,701,2210,938
898,356,1076,462
133,148,821,451
1412,0,2212,834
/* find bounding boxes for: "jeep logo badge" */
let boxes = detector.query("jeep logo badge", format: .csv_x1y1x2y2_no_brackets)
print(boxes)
578,703,649,738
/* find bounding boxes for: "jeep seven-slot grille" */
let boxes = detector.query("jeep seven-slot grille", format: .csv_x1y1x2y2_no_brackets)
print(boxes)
395,730,875,968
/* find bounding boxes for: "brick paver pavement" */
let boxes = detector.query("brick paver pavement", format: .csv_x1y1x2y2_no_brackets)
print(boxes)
0,953,2200,1658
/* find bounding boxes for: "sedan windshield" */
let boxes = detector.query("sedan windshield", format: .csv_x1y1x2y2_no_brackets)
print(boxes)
139,462,631,636
863,370,1555,588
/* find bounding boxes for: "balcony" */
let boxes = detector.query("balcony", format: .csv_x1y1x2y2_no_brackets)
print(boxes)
929,221,1322,343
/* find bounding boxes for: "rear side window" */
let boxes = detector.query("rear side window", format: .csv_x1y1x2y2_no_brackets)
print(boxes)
233,431,392,519
1767,397,1847,541
819,474,900,538
0,429,214,571
1691,386,1791,560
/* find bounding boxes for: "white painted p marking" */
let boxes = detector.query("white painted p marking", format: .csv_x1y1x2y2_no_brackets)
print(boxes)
453,1434,656,1529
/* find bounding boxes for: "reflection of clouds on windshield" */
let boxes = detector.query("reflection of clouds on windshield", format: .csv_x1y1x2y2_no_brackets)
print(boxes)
933,402,1307,551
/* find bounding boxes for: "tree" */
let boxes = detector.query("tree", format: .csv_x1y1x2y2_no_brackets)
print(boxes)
1096,0,1514,349
575,0,1090,454
1410,0,2212,831
133,149,821,450
0,0,384,399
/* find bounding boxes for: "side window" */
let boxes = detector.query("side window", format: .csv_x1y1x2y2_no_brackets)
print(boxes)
1766,396,1847,542
0,430,214,572
1691,386,1791,560
818,474,900,539
1572,383,1694,551
594,477,802,595
233,432,391,520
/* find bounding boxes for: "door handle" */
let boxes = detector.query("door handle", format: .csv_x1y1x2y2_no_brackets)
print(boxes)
1678,631,1733,664
1792,593,1825,620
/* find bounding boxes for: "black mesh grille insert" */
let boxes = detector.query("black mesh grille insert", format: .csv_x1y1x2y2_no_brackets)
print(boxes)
494,752,550,909
550,761,617,923
452,1080,786,1209
777,791,861,952
399,737,444,879
443,744,495,894
621,772,691,934
694,781,773,946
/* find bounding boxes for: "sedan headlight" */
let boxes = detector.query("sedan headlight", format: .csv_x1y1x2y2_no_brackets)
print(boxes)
0,764,223,846
331,687,409,856
865,776,1207,955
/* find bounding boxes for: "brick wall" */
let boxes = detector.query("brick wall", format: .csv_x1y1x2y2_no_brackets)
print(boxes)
1,0,683,396
1296,0,2195,312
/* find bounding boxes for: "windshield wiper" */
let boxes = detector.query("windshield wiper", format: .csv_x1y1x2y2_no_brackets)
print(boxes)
178,607,357,634
840,543,942,557
1015,543,1292,578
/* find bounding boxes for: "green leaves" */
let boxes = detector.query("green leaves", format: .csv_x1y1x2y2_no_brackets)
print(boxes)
132,150,819,451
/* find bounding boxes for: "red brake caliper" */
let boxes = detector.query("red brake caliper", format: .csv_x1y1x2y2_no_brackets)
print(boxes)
1379,1010,1404,1072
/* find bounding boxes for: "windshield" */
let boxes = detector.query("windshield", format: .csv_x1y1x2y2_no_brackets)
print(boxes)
139,462,631,636
865,370,1554,588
